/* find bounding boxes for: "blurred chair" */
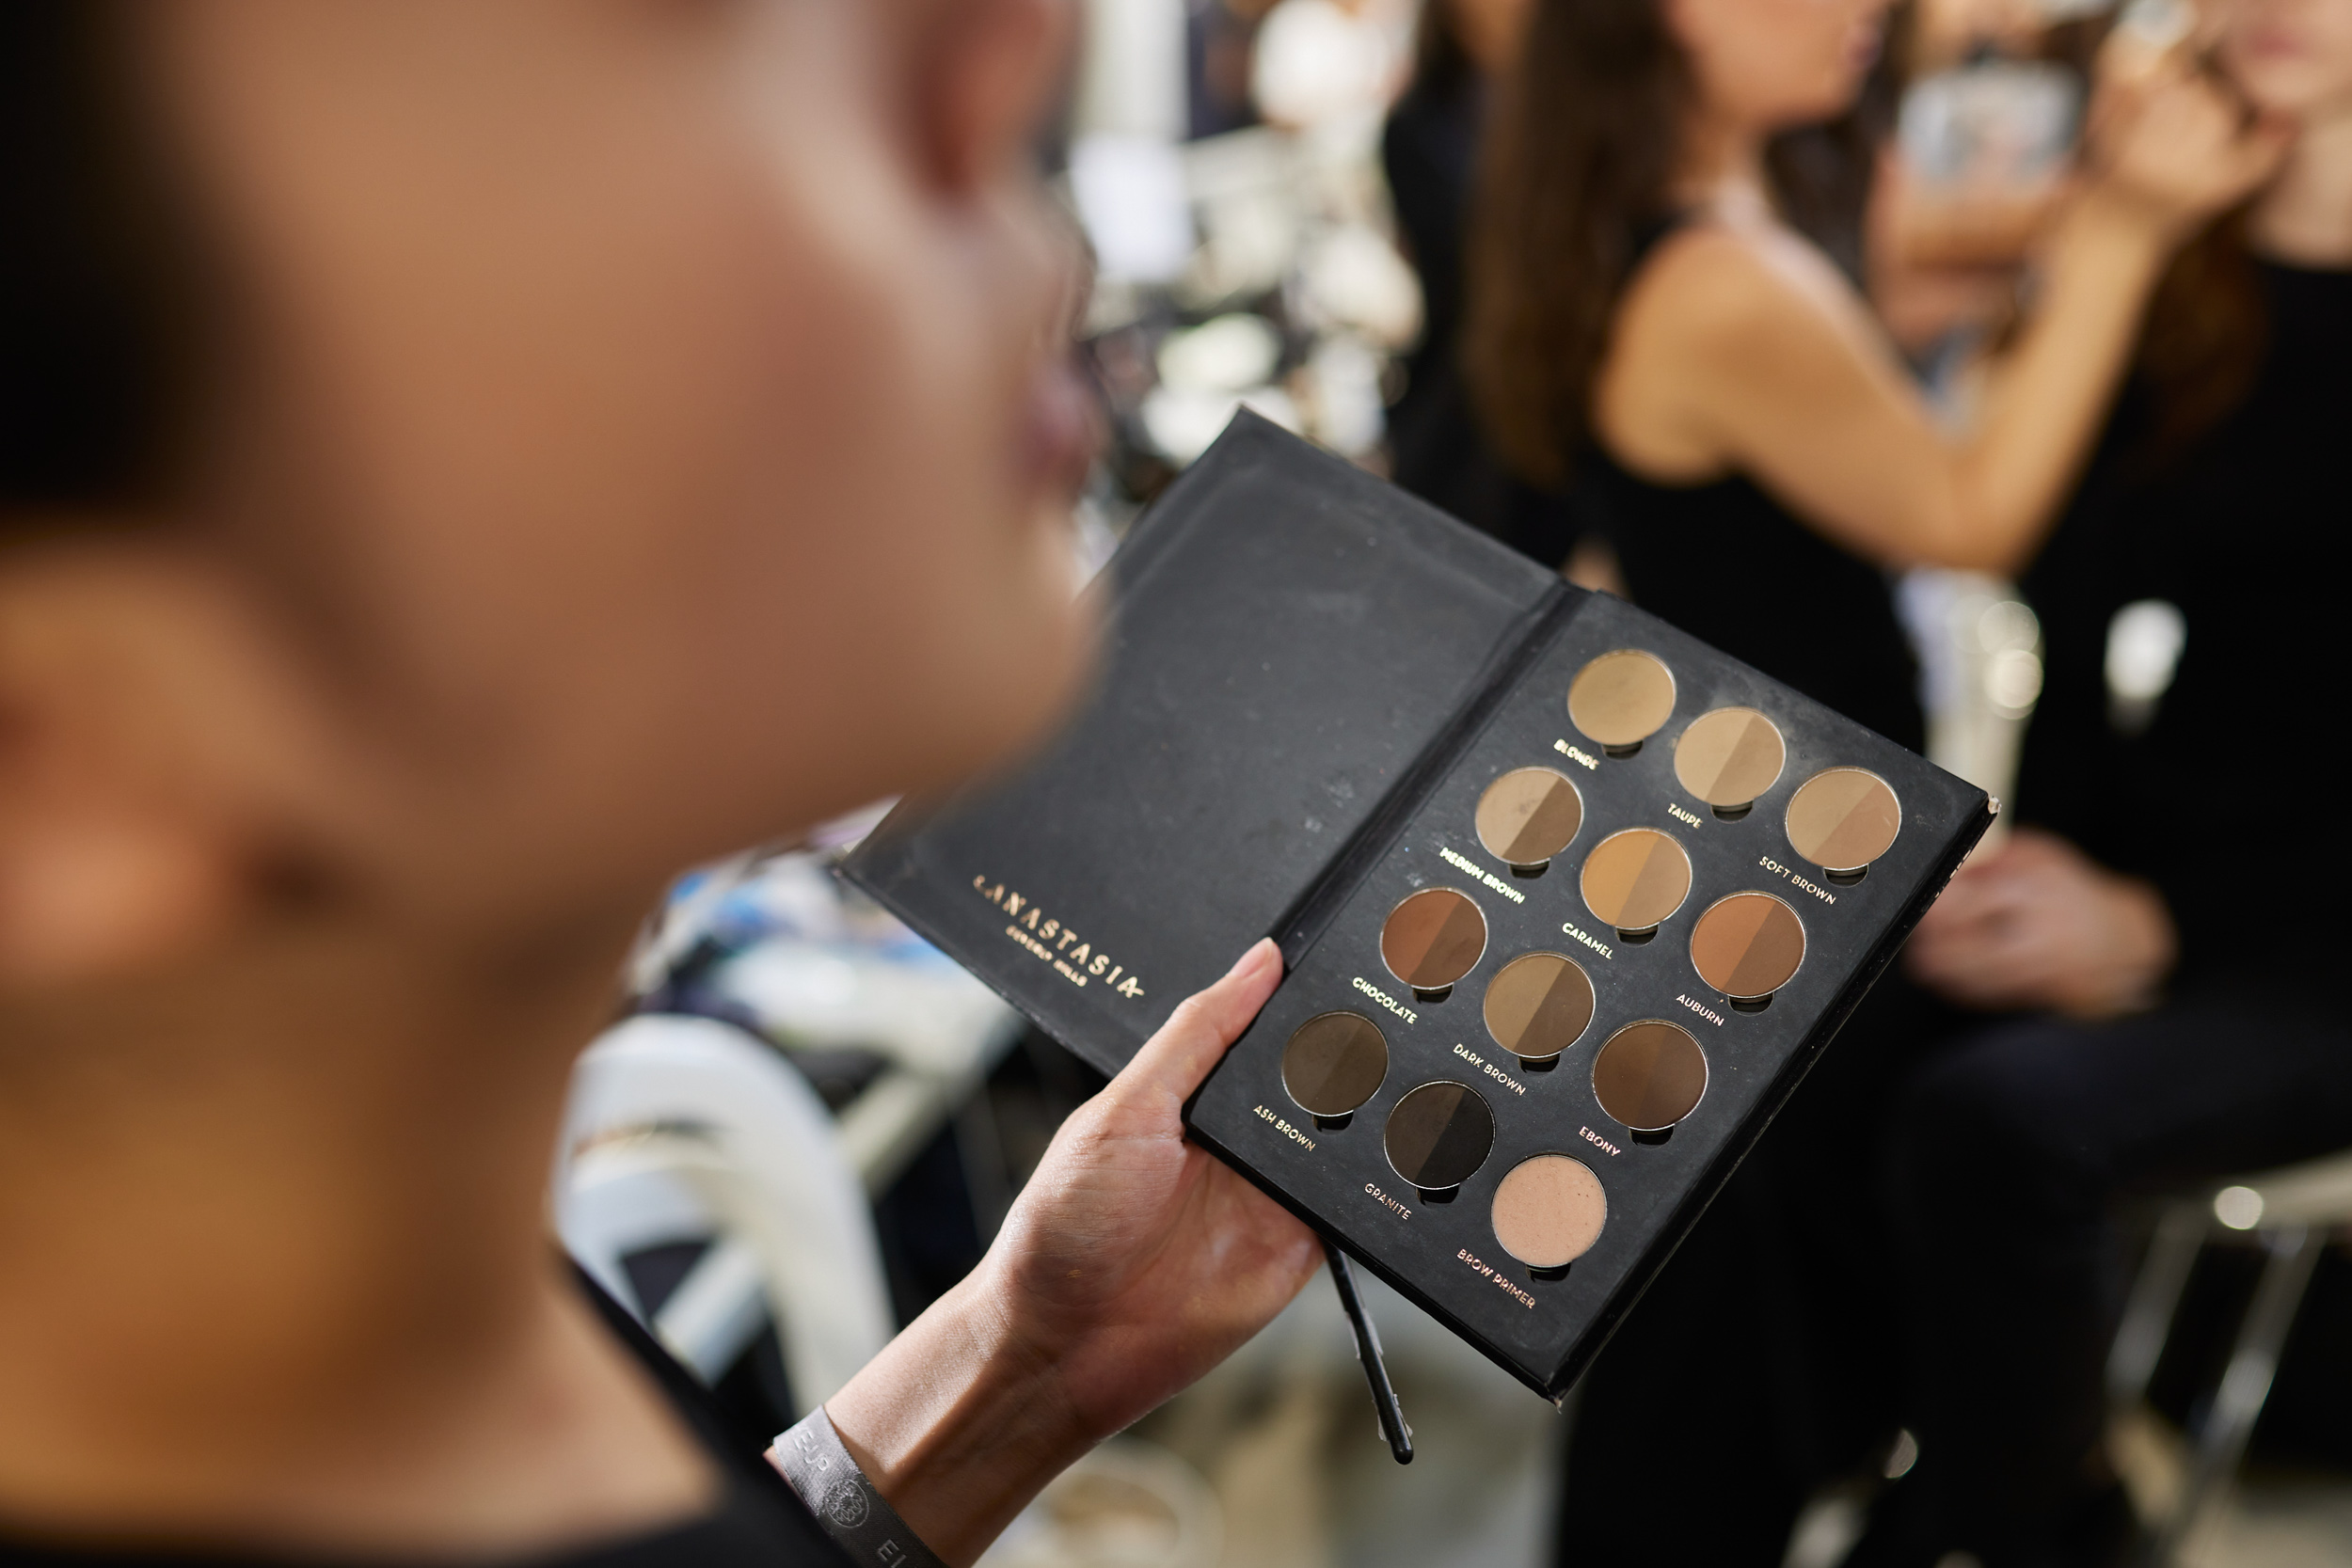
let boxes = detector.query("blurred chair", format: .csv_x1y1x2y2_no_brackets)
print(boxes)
2106,1148,2352,1564
557,1012,896,1419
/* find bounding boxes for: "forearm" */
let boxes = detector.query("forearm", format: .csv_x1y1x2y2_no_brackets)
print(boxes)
813,1261,1091,1567
1955,187,2171,573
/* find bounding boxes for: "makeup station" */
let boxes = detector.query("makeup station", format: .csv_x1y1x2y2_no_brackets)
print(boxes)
849,413,1994,1433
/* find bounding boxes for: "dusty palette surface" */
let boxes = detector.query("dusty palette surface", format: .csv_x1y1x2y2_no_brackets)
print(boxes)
847,415,1991,1400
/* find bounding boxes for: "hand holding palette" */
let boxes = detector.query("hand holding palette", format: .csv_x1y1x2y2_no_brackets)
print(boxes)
847,415,1992,1402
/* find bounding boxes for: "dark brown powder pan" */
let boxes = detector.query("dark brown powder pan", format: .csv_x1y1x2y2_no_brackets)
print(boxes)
1281,1011,1389,1121
1482,952,1596,1063
1380,886,1487,999
1385,1081,1496,1194
1591,1021,1708,1133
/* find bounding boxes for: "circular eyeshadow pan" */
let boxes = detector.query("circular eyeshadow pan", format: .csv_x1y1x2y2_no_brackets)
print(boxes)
1380,887,1488,993
1785,768,1902,872
1280,1011,1389,1118
1384,1082,1496,1191
1474,768,1584,867
1483,953,1596,1062
1567,650,1677,750
1689,893,1806,1000
1673,707,1786,810
1579,828,1693,933
1591,1021,1708,1132
1491,1154,1608,1270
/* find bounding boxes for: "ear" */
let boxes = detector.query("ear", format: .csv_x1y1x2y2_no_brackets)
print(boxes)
0,547,278,990
908,0,1074,194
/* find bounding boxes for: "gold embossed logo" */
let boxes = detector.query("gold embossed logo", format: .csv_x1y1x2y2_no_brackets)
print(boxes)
973,876,1144,998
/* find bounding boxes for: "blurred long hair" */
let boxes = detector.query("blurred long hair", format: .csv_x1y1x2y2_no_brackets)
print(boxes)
2,2,198,514
1411,0,1484,103
1464,0,1902,489
1463,0,1691,488
2136,208,2269,460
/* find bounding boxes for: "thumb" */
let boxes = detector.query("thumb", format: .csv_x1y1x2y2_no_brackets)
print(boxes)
1112,938,1284,1110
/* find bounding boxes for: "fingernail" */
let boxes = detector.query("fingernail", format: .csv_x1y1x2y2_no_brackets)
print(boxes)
1231,938,1280,981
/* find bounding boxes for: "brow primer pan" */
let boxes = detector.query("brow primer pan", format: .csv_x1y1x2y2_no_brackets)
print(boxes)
847,414,1993,1421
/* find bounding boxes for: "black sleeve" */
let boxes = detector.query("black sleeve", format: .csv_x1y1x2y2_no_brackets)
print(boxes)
572,1266,857,1568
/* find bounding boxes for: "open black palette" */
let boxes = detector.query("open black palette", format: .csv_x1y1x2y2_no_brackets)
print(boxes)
846,413,1994,1401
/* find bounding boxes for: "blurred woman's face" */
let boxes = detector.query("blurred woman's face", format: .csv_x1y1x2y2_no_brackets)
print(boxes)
1668,0,1890,131
2218,0,2352,120
144,0,1091,937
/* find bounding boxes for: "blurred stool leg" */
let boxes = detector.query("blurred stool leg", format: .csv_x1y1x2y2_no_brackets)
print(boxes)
2106,1202,2209,1416
2153,1225,2323,1567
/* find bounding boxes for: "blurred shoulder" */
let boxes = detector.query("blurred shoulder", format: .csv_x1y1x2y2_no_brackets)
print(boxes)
1616,216,1863,361
1596,214,1871,473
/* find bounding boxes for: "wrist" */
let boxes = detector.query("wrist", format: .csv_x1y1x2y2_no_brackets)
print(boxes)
2068,871,2177,1017
822,1266,1091,1566
2110,873,2179,980
2067,177,2198,259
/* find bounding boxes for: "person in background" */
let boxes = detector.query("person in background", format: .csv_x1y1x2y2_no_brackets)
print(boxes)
1882,0,2352,1558
1382,0,1532,538
0,4,1323,1565
1463,0,2281,1558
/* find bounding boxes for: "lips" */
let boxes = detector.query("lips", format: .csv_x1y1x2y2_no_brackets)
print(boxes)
2236,27,2307,58
1019,355,1099,503
1848,22,1884,73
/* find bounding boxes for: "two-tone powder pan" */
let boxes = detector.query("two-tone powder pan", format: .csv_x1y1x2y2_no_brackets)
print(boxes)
1591,1022,1708,1133
1475,768,1584,871
848,414,1994,1410
1787,768,1903,881
1386,1082,1495,1196
1483,953,1596,1064
1690,893,1805,1008
1381,887,1488,1000
1674,707,1785,818
1282,1012,1389,1127
1580,828,1692,938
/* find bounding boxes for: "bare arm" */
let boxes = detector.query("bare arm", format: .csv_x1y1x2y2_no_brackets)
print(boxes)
799,940,1322,1565
1597,63,2287,577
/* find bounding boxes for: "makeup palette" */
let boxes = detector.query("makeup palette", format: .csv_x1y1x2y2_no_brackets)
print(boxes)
847,415,1992,1400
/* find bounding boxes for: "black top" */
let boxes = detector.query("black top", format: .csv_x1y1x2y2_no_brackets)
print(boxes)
1571,444,1926,753
0,1274,852,1568
2018,258,2352,990
1379,73,1539,549
1380,76,1479,401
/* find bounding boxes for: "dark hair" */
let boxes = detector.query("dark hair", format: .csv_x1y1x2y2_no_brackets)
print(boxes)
1411,0,1483,104
1463,0,1906,488
1462,0,1692,488
2136,208,2269,459
2,3,194,515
